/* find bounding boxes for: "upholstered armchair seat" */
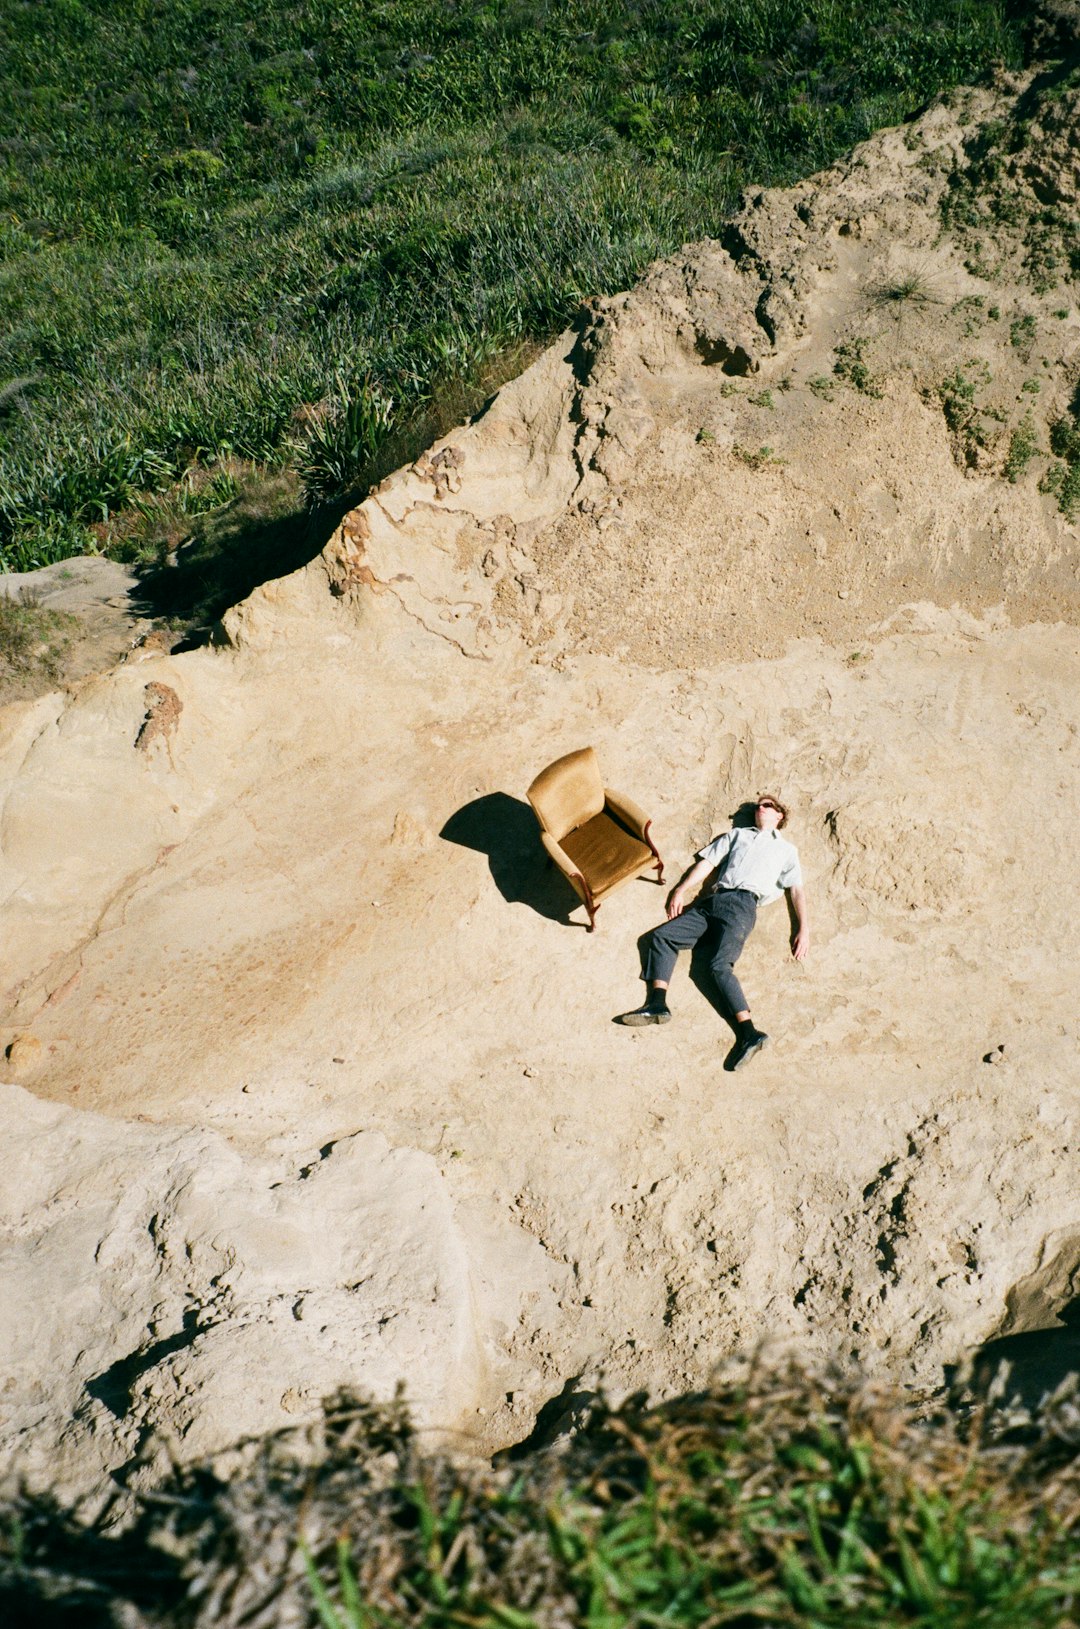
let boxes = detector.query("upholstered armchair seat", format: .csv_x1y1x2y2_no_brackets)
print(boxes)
560,812,654,895
527,747,664,931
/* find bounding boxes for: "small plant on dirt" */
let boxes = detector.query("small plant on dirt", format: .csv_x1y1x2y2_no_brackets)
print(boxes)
733,443,782,469
937,364,984,431
808,375,835,400
1010,312,1037,355
1004,411,1039,483
695,426,715,443
871,270,940,314
833,338,883,398
1050,415,1080,465
952,294,987,336
934,361,1003,467
1042,460,1080,520
747,388,774,409
1041,410,1080,520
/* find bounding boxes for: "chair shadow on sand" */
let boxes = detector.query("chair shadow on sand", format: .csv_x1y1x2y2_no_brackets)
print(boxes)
440,792,582,926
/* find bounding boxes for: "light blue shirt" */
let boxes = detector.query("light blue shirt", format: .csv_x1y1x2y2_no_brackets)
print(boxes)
696,827,803,906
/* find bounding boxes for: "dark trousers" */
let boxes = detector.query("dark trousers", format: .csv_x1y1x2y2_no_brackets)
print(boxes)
642,889,758,1019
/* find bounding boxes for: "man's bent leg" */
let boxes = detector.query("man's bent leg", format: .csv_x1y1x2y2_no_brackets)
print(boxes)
618,907,710,1026
642,906,711,987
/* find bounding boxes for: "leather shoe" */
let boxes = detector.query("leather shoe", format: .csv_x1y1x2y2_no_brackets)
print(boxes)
618,1002,671,1026
727,1027,769,1070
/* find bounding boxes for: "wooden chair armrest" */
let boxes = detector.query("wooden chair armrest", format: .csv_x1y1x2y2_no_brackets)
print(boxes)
541,830,579,880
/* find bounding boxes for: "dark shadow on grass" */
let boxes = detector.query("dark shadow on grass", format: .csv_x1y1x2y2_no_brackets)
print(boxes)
125,338,556,644
440,793,578,926
0,1490,186,1628
129,492,348,645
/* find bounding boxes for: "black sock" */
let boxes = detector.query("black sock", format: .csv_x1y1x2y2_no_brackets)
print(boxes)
737,1017,756,1037
647,990,669,1012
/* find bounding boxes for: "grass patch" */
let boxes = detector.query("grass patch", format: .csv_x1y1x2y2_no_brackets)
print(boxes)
0,590,75,685
1010,313,1038,355
870,269,942,315
0,0,1024,569
3,1368,1079,1628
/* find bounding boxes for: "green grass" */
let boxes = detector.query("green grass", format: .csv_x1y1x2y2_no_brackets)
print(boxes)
0,590,75,688
3,1370,1079,1627
0,0,1024,571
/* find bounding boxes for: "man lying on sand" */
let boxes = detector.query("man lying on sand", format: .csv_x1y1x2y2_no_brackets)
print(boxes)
617,794,809,1070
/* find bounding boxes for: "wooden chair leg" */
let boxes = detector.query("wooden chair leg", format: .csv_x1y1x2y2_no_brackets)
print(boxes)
576,872,598,932
643,820,664,884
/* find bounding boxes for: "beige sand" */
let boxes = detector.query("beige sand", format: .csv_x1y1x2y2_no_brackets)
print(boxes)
1,64,1078,1494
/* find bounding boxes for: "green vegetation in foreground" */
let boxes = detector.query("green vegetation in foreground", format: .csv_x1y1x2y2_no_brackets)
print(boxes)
2,1369,1079,1627
0,0,1024,574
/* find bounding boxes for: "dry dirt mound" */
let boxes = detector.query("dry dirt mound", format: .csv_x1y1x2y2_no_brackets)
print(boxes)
1,65,1079,1494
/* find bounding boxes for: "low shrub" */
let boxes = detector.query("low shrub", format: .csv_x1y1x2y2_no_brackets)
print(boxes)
1004,410,1040,482
833,338,883,398
2,1367,1078,1628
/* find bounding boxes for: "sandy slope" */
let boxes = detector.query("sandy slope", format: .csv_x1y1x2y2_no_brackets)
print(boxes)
2,63,1079,1493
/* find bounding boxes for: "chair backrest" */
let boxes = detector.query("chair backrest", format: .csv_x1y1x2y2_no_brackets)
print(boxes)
527,747,605,842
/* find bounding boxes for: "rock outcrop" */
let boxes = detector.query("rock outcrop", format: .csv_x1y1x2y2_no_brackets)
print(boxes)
2,60,1079,1493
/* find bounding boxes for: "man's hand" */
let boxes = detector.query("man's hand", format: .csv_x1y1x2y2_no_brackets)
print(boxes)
788,885,809,961
666,888,686,920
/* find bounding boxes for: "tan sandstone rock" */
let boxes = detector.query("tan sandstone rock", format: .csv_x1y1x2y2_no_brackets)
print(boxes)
2,63,1079,1492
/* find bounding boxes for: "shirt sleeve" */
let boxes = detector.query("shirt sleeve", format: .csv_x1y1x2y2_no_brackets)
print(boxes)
776,847,803,890
697,832,734,868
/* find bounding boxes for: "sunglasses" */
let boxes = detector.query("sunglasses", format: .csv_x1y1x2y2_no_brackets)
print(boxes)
757,800,780,811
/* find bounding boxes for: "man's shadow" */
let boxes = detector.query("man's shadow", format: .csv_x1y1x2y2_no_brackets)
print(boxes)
440,793,579,925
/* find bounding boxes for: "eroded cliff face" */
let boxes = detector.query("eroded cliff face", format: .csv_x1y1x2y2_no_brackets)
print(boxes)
2,54,1080,1494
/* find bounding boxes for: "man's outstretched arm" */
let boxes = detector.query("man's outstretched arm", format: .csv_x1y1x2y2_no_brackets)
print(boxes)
788,885,809,961
666,857,714,919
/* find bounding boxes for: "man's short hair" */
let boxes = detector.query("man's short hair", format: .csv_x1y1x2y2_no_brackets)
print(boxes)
757,793,790,829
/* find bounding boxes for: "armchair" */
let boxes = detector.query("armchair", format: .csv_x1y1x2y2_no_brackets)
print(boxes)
527,747,664,931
